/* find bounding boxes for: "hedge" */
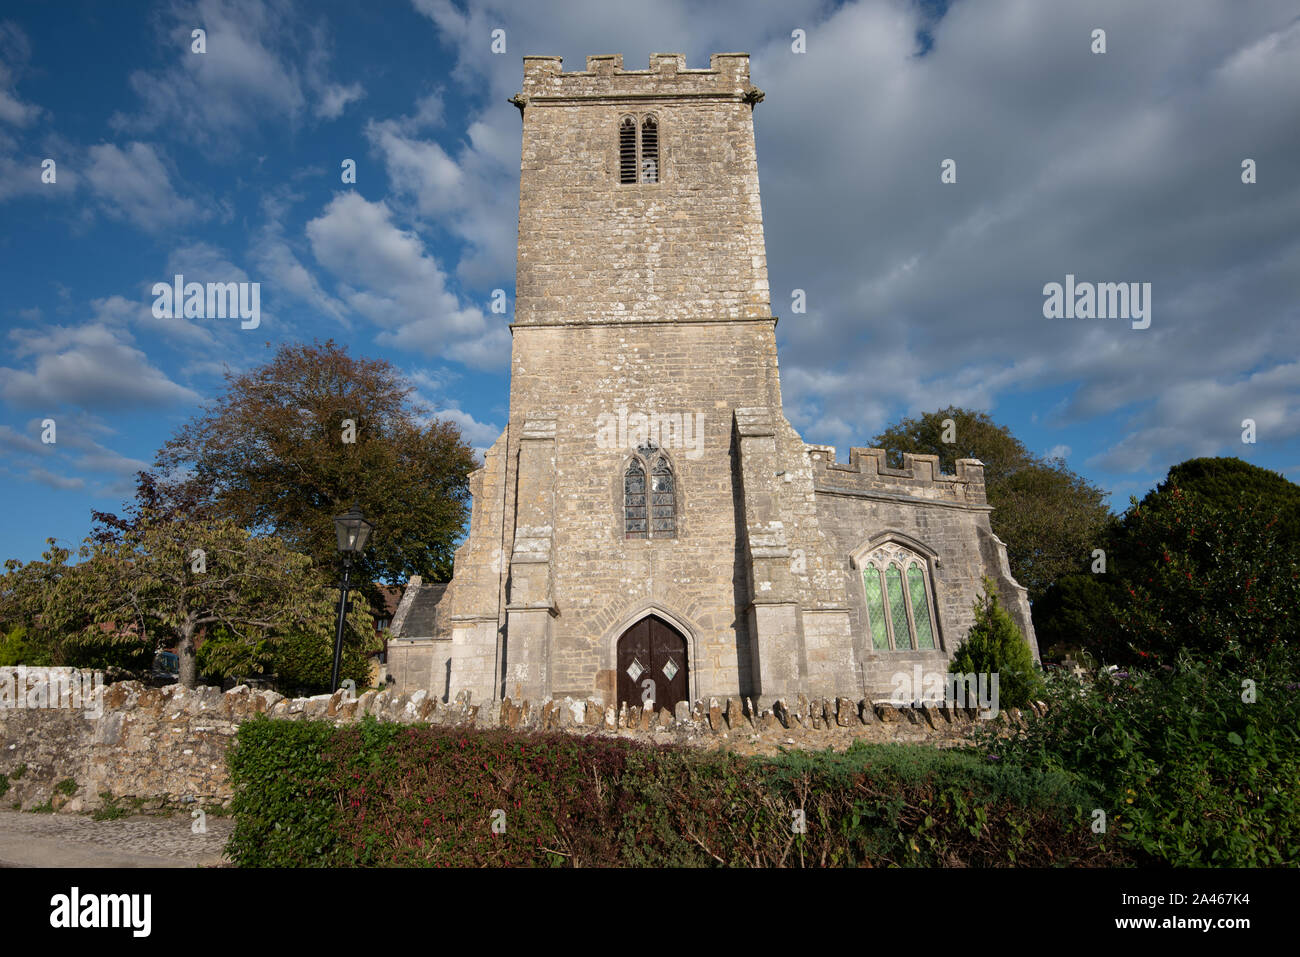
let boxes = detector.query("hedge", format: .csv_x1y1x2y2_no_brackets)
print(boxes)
226,718,1121,867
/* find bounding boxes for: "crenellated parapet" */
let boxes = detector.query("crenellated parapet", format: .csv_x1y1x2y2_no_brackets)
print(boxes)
518,53,758,103
806,445,988,507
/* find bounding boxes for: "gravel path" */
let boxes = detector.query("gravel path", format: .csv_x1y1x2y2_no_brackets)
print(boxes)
0,811,232,867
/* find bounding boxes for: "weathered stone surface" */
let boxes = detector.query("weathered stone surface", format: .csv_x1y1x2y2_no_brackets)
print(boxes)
773,698,790,729
835,697,853,727
302,695,332,720
0,670,993,815
380,53,1037,712
725,697,745,731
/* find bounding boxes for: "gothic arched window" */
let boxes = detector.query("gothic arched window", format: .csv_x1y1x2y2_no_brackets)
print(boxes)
640,115,659,183
859,542,938,651
617,114,660,185
618,115,637,184
624,445,675,539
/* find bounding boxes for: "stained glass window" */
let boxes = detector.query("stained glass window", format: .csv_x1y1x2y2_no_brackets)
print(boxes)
650,456,675,535
858,543,940,651
863,562,890,650
908,563,935,649
624,458,646,537
624,449,675,539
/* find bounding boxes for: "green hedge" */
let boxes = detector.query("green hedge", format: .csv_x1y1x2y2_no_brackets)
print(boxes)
227,718,1119,867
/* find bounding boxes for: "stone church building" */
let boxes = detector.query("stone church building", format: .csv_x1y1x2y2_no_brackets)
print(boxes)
386,53,1036,714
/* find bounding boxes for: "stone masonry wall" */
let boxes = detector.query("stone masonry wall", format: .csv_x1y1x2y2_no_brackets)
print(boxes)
0,670,1027,813
514,53,768,326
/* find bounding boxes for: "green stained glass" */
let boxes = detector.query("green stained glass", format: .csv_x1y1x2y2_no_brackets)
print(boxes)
863,564,890,650
908,563,935,649
886,563,910,650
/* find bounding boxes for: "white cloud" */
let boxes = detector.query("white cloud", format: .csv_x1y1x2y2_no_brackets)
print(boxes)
1045,445,1072,462
91,294,218,348
0,22,40,126
0,322,202,410
111,0,364,143
305,192,510,368
431,405,501,450
315,81,365,119
84,142,204,232
26,468,85,491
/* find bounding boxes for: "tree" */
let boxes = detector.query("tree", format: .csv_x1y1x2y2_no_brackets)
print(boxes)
871,407,1111,602
1036,458,1300,668
1102,485,1299,670
1149,457,1300,544
0,541,128,668
196,624,374,695
74,508,376,688
949,579,1044,709
154,340,478,586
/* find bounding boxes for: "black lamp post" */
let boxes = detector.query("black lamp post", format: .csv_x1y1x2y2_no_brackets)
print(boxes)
331,503,374,693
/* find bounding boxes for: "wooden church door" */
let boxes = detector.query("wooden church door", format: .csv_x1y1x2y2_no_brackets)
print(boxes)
616,616,688,713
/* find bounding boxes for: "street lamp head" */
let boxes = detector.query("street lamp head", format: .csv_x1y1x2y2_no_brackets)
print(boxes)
334,503,374,555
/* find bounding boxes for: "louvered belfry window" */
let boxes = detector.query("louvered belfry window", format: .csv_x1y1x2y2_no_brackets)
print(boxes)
618,114,659,185
640,115,658,183
624,445,675,539
619,116,638,184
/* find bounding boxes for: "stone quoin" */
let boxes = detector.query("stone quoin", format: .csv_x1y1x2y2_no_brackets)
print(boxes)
385,53,1036,713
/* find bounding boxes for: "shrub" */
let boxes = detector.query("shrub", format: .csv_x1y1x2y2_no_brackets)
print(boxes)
226,716,1118,867
0,774,8,799
986,655,1300,866
950,579,1044,709
198,624,374,696
225,719,341,867
269,629,374,696
54,778,78,797
0,625,53,666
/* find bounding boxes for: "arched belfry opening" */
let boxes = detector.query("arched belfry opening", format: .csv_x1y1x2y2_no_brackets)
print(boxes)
616,614,689,712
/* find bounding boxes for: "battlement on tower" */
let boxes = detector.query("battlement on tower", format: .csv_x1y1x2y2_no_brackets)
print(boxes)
806,446,989,506
519,53,755,100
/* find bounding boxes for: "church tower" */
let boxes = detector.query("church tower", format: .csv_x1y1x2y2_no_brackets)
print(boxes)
407,53,1036,715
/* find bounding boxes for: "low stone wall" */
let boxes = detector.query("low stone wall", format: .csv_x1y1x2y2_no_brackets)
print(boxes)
1,668,1033,814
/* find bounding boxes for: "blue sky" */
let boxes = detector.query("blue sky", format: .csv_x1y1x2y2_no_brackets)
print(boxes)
1,0,1298,565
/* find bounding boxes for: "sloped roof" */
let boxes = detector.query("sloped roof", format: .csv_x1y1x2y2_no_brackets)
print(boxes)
391,581,449,639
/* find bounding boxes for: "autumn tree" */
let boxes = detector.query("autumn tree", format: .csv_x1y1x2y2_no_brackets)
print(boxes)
154,340,478,586
871,407,1111,602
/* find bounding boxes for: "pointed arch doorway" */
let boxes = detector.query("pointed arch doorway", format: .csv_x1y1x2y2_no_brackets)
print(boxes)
616,615,689,713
